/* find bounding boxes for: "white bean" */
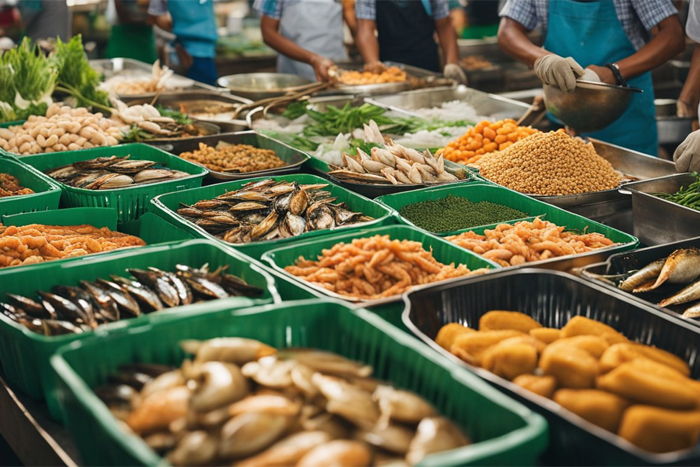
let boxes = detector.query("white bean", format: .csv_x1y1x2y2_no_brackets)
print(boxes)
19,142,30,154
0,128,13,140
45,134,58,147
91,132,105,146
67,143,81,151
36,134,46,148
75,137,87,146
79,127,95,139
59,134,71,146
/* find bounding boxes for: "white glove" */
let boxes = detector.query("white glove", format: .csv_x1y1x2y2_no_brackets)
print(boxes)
534,54,585,93
581,68,602,82
444,63,467,85
674,130,700,172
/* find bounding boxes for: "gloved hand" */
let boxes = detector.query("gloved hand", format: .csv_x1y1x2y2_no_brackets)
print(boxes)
581,68,602,82
443,63,467,85
534,54,585,93
677,99,698,118
309,54,334,82
674,130,700,172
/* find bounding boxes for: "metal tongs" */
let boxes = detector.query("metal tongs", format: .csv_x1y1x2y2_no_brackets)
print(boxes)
231,81,332,119
517,95,547,127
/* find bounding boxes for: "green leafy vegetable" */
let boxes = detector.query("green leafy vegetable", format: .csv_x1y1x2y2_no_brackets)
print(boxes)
52,35,111,111
156,105,193,125
281,101,308,120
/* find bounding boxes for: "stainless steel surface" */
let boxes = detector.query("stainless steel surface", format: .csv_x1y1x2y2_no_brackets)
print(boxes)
366,85,531,120
0,372,79,466
217,73,314,100
655,98,694,145
142,121,221,144
532,138,676,208
543,80,641,133
624,173,700,245
153,130,309,181
90,58,222,98
123,91,251,133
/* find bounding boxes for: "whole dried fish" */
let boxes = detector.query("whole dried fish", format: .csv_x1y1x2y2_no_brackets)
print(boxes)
633,249,700,293
619,258,665,292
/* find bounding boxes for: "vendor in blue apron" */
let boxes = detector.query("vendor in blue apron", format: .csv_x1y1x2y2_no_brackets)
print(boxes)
148,0,218,86
256,0,348,82
497,0,684,156
355,0,467,84
674,0,700,173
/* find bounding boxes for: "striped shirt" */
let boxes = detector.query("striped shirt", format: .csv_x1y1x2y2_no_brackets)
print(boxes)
355,0,451,20
500,0,678,50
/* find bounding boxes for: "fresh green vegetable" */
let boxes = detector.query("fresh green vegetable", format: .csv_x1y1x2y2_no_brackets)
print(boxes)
399,195,529,234
654,174,700,211
156,105,193,125
281,101,308,120
52,35,111,112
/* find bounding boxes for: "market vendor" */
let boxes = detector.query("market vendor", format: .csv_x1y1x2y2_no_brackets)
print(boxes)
354,0,467,84
147,0,218,86
256,0,350,82
107,0,157,64
674,0,700,173
497,0,685,156
18,0,70,42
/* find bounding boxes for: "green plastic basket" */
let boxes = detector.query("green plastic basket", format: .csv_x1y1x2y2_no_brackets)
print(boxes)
262,224,499,305
1,207,195,269
0,157,62,216
19,144,208,222
0,239,280,420
378,183,639,269
50,299,549,466
150,173,395,260
377,182,543,236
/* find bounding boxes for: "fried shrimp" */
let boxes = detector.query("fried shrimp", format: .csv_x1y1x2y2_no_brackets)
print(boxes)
284,234,487,300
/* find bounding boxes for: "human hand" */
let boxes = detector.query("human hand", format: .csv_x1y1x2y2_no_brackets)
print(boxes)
443,63,467,85
310,54,334,82
364,61,386,74
674,130,700,172
533,54,584,92
677,100,698,118
586,65,616,85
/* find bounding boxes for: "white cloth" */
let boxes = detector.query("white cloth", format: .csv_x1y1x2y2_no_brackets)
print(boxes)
688,0,700,43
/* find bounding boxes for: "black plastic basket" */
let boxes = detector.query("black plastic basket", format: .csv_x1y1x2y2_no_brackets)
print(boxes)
403,268,700,466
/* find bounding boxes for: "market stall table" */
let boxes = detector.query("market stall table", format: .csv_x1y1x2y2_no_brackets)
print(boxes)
0,372,78,466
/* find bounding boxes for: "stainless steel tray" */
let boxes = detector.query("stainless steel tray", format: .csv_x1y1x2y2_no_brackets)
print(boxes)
331,61,439,96
90,58,223,99
149,130,309,181
622,173,700,246
578,236,700,328
403,268,700,466
122,91,251,133
531,138,677,208
366,85,530,121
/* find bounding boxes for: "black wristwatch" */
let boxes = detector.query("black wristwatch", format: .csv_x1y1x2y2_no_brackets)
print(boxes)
604,63,627,87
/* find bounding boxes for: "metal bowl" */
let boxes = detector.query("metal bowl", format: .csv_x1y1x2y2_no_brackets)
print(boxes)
217,73,313,100
543,80,642,133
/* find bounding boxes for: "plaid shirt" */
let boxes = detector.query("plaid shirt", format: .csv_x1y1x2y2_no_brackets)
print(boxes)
500,0,678,50
355,0,451,20
255,0,344,19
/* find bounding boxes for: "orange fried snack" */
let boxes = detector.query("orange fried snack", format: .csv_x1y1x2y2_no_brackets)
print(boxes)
338,67,407,85
446,217,616,267
0,223,146,268
284,234,486,300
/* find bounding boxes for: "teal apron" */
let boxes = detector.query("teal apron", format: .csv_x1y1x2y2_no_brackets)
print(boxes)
167,0,218,58
544,0,658,156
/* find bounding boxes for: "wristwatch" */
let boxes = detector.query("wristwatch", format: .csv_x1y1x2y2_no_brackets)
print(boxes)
604,63,628,87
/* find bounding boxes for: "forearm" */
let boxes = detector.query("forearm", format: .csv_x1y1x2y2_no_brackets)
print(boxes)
261,16,316,64
680,45,700,110
435,17,459,64
617,16,685,79
356,19,380,63
497,17,548,67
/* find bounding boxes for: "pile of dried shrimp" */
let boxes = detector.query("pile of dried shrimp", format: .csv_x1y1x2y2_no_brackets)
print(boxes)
0,173,34,197
285,234,488,300
446,218,616,267
0,223,145,268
